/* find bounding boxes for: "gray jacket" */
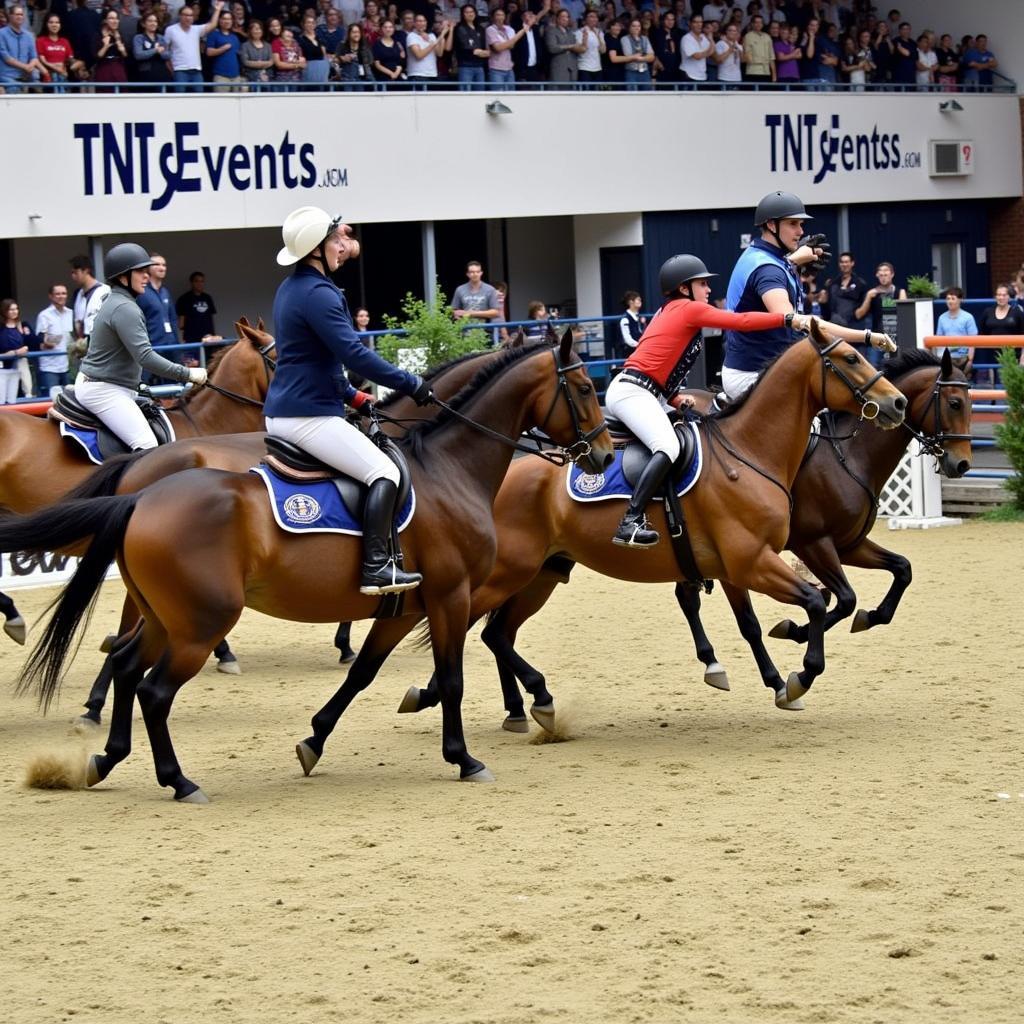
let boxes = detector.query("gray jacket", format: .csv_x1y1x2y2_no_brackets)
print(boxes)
545,24,579,82
80,285,192,389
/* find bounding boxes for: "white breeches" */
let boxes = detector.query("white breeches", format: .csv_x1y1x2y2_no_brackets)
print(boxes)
73,377,158,450
605,375,680,462
0,368,20,404
721,366,760,401
265,414,399,487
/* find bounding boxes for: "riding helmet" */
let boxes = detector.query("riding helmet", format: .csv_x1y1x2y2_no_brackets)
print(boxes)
659,254,718,296
277,206,343,266
104,242,154,282
753,191,813,226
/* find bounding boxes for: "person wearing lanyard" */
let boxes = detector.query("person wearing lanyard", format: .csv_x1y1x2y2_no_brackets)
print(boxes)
264,207,435,595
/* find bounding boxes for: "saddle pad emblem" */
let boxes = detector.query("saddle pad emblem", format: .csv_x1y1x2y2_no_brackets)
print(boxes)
283,493,322,524
573,472,606,495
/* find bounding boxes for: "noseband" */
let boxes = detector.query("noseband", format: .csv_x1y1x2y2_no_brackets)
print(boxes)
901,371,972,458
815,336,885,420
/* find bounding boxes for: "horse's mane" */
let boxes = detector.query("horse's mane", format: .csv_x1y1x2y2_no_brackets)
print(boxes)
165,344,234,408
402,340,552,461
707,349,786,420
374,348,494,411
882,348,942,381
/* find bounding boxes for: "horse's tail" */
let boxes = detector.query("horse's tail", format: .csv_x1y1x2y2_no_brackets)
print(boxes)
5,495,140,710
58,451,147,501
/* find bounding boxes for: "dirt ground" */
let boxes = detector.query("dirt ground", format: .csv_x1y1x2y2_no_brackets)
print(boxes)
0,520,1021,1024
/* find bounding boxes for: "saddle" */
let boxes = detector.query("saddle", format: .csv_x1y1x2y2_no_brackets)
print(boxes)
49,386,174,462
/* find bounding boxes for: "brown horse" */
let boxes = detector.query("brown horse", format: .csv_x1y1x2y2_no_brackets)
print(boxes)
4,336,612,800
415,346,971,728
394,320,906,727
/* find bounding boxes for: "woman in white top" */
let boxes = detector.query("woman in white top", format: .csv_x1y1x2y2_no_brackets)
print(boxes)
405,12,451,86
915,32,937,88
713,22,743,83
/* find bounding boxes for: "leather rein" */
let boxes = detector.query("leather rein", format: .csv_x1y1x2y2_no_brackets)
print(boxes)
193,340,277,408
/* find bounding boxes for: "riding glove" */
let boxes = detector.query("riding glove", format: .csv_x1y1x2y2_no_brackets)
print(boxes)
800,233,832,271
409,377,435,406
187,367,208,385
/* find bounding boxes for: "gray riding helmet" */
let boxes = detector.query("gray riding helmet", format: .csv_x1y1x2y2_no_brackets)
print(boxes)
104,242,155,281
659,254,718,296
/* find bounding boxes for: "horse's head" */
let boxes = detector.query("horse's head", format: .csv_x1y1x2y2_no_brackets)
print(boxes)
808,318,906,428
532,330,614,474
903,348,973,478
227,316,277,399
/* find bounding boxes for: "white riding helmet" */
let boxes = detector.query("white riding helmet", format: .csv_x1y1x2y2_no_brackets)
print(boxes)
276,206,342,267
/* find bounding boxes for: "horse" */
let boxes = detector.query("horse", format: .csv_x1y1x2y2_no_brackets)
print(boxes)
416,346,970,729
393,319,907,728
2,335,613,801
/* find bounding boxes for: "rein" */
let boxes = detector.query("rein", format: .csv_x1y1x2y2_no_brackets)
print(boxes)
193,340,277,410
899,372,972,458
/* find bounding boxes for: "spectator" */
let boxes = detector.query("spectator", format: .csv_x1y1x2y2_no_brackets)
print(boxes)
451,261,501,324
0,4,44,92
136,251,185,364
773,22,800,82
453,3,488,89
651,11,681,84
742,13,773,83
602,17,624,84
512,8,542,82
891,20,915,86
798,17,822,83
935,286,977,373
165,1,224,91
176,271,220,351
544,8,583,87
34,283,73,395
265,17,283,49
37,13,80,91
393,10,414,50
206,8,245,89
976,284,1024,384
523,300,551,341
272,25,305,84
714,21,743,83
230,3,247,41
817,20,840,84
406,13,450,87
914,31,935,88
334,23,373,88
93,8,128,85
240,18,273,87
372,18,406,85
681,12,713,82
69,253,110,349
617,290,644,357
855,261,906,339
66,0,100,73
819,251,868,331
337,0,364,32
316,7,344,56
353,306,371,334
0,299,31,403
109,0,139,41
702,1,728,22
620,16,654,89
133,12,174,87
490,281,511,345
841,28,873,90
298,10,330,83
573,8,603,87
871,20,893,82
962,34,996,90
934,33,958,90
361,0,382,47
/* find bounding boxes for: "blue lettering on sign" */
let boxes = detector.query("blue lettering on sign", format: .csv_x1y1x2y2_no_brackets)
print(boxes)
765,114,915,183
73,122,343,211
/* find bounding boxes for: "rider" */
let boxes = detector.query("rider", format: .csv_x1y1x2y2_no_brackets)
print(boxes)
605,254,812,547
75,242,207,450
264,206,434,596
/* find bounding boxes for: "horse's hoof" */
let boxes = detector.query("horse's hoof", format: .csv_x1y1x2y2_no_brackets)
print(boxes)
86,755,102,788
704,662,730,691
3,616,26,645
502,715,530,734
850,610,871,633
530,702,555,733
768,619,794,640
73,714,101,734
461,765,496,783
396,686,421,714
216,657,242,676
338,648,357,665
295,740,320,777
98,633,117,654
774,693,806,711
177,788,210,804
782,671,809,705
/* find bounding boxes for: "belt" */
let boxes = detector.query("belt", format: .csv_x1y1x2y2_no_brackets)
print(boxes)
618,371,665,398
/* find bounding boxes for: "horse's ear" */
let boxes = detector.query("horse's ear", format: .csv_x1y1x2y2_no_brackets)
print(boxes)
238,314,251,329
559,327,574,364
256,317,265,332
808,316,826,346
940,347,954,377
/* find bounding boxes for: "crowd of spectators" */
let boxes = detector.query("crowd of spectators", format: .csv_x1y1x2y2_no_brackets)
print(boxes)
0,0,1003,92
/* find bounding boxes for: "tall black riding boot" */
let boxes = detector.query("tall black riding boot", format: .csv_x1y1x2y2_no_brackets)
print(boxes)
612,451,673,548
359,479,423,595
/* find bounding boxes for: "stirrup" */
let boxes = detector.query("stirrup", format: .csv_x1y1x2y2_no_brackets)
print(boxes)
359,558,422,596
612,514,659,548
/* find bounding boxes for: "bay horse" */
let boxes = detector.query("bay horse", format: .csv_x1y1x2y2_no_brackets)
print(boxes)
396,320,907,726
3,336,612,800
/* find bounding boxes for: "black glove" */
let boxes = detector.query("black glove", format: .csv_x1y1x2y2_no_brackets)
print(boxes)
409,377,435,407
800,233,832,272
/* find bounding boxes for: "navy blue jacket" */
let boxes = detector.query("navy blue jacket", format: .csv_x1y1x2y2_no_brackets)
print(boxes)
265,265,420,418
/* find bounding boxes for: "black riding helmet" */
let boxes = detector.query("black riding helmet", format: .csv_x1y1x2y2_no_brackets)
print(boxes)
104,242,154,283
660,254,718,298
754,191,813,227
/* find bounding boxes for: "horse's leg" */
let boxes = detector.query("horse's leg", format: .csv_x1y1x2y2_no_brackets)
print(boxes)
333,621,358,664
297,615,418,776
674,582,729,691
79,597,144,726
0,589,26,645
841,537,913,634
213,637,241,675
768,538,858,644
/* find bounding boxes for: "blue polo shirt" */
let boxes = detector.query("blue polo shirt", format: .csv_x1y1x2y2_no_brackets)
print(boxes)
0,24,37,81
723,238,802,373
136,283,179,346
206,30,240,78
265,265,420,418
935,309,977,360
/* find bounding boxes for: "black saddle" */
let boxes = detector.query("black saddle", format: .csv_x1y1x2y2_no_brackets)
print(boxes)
263,434,412,523
603,414,700,497
49,386,174,458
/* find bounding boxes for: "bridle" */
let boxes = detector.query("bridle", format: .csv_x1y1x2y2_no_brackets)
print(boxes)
197,338,277,409
401,347,607,467
900,370,972,459
816,335,885,420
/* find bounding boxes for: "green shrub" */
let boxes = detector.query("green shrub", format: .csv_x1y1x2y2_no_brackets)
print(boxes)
994,348,1024,510
906,275,941,299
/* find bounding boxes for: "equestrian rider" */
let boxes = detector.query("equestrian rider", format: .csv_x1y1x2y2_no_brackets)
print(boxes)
75,243,207,450
264,206,434,596
605,254,812,547
722,190,893,400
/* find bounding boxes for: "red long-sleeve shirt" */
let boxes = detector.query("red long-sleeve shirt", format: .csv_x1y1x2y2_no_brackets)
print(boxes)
624,299,784,392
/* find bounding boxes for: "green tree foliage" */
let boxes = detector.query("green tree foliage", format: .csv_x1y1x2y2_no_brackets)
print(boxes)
995,348,1024,510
